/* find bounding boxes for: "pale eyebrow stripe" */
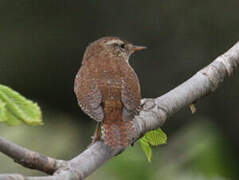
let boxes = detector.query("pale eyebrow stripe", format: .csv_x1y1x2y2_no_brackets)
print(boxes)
105,39,123,45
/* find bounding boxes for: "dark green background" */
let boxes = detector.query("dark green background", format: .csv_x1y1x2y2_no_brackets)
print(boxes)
0,1,239,179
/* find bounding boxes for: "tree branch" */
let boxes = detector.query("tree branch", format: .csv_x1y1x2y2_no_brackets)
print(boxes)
136,41,239,134
0,41,239,180
0,137,67,175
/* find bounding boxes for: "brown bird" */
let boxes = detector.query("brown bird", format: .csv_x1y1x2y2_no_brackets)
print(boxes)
74,36,145,150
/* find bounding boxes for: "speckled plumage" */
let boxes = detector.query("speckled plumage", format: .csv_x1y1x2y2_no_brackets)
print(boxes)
74,37,144,149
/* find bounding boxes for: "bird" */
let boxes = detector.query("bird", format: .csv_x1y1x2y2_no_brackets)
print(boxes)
74,36,146,150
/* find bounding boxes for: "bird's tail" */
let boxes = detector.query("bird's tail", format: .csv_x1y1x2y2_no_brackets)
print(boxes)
102,112,136,150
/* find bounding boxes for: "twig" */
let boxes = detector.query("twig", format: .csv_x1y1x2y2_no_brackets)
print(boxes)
0,136,67,174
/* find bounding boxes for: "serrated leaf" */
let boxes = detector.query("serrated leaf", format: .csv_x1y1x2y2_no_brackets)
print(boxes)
4,112,22,126
144,128,167,146
0,99,7,122
139,128,167,162
0,84,43,126
139,138,152,162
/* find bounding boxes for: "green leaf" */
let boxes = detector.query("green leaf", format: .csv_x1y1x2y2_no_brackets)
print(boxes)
0,84,43,126
4,111,22,126
144,128,167,146
0,99,7,122
139,128,167,162
139,138,152,162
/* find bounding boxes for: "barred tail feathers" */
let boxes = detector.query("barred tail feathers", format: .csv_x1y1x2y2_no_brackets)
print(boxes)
102,112,136,150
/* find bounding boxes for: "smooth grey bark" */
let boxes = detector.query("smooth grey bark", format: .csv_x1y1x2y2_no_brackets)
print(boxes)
0,137,67,174
0,41,238,180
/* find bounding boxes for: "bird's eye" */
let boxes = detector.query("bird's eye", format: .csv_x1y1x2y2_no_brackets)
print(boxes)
119,43,125,49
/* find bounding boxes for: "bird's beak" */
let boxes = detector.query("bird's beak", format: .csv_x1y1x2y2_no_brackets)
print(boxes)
132,45,147,51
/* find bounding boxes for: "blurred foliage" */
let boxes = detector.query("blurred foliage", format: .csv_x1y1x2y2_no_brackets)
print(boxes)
89,120,236,180
0,84,42,126
1,114,236,180
0,111,85,175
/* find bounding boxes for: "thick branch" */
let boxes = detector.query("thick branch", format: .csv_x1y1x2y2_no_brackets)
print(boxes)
136,41,239,134
0,41,239,180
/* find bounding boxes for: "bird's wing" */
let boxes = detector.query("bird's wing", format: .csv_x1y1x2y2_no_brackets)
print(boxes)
121,67,141,122
74,67,104,122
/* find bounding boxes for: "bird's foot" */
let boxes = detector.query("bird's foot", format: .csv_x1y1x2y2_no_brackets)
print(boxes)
87,135,101,148
91,134,101,144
